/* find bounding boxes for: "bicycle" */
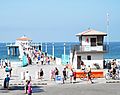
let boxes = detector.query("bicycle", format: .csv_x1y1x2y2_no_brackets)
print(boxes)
105,71,119,80
79,71,95,81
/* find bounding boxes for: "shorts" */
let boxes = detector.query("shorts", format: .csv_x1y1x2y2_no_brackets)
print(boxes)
6,82,9,88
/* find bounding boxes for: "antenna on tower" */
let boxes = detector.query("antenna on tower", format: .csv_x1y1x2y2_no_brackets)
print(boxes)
106,13,109,45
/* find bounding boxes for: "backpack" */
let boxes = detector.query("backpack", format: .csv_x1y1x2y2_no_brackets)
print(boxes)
5,67,9,72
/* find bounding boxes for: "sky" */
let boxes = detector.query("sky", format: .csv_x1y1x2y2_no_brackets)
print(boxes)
0,0,120,42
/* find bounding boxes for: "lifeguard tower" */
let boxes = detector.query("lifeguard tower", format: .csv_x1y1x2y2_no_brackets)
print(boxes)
7,36,32,60
16,36,32,59
70,29,108,70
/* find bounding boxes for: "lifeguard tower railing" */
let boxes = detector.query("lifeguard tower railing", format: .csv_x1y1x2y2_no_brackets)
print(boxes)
71,44,109,53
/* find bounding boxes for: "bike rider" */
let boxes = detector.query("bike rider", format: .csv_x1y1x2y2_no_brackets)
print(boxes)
109,59,117,79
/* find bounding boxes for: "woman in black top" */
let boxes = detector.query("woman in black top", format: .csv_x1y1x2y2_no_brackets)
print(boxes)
40,68,44,80
55,67,59,75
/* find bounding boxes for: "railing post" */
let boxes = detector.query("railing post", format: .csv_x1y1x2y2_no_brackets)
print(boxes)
8,47,10,56
64,42,66,59
52,43,54,58
45,43,47,53
41,42,42,51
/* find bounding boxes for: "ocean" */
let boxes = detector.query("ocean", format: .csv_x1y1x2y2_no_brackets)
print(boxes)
0,42,120,61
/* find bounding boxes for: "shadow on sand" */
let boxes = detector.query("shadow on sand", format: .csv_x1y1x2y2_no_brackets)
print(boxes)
0,85,45,94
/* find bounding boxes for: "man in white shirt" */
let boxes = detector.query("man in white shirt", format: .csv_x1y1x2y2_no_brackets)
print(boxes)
25,71,30,81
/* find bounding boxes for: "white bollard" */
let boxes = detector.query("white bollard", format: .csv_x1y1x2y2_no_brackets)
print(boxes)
35,71,39,79
21,72,25,80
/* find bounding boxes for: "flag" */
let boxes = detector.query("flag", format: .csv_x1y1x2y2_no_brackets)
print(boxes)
86,37,89,43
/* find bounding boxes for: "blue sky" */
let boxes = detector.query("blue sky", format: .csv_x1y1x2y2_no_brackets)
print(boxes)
0,0,119,42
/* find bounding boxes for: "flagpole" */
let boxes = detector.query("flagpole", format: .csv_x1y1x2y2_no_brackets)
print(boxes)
106,13,109,45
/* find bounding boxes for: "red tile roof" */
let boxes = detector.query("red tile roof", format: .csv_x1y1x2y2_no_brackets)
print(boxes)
16,36,32,41
76,29,107,36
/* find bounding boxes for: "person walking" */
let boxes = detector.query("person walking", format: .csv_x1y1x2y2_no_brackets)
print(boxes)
87,65,93,84
8,62,12,77
4,74,10,90
69,69,73,83
40,68,44,80
27,81,32,95
24,80,28,94
62,68,67,84
50,69,55,81
54,67,59,81
41,56,44,65
25,71,30,81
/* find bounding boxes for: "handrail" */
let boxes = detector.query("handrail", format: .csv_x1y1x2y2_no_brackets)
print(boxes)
71,44,109,52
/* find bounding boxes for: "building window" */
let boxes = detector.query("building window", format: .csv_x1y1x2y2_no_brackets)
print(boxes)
87,55,91,60
97,36,103,46
91,38,96,46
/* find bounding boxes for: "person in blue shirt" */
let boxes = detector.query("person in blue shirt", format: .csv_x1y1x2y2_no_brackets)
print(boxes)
22,52,28,67
4,74,10,89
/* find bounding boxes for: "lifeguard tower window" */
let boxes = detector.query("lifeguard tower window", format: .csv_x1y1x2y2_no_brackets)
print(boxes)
77,56,81,69
87,55,91,60
97,36,103,46
91,38,96,46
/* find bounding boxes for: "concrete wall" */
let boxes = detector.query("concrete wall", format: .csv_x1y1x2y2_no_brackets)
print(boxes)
77,53,103,60
71,53,104,69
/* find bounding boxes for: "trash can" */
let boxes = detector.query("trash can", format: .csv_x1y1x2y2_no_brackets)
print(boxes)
55,75,62,83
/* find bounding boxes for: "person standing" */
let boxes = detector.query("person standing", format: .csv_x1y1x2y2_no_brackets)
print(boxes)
22,52,28,67
5,65,10,76
40,68,44,80
50,69,55,81
8,62,12,77
69,69,73,83
55,67,59,81
25,71,30,81
41,56,44,65
47,57,50,65
4,74,10,90
62,68,67,84
24,80,28,94
27,81,32,95
87,65,93,84
55,67,59,76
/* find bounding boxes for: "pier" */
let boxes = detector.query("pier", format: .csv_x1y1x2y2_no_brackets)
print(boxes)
6,39,72,65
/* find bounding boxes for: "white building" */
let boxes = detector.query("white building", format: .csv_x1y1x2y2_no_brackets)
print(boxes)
7,36,41,60
7,36,32,59
70,29,108,69
16,36,32,59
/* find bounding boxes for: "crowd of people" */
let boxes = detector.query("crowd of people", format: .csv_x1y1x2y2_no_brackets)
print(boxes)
22,48,56,67
2,47,120,93
0,58,12,76
0,58,12,90
104,59,120,79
